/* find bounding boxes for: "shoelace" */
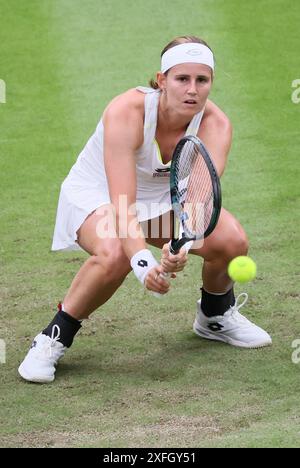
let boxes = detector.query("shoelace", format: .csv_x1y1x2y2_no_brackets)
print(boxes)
48,325,61,358
228,293,249,323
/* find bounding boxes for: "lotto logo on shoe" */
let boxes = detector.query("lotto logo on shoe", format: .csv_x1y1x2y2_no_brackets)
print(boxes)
30,340,37,349
208,322,224,332
137,260,148,267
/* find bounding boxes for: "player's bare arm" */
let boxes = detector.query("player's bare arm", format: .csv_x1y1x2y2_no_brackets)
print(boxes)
103,91,144,258
199,99,232,177
103,91,172,293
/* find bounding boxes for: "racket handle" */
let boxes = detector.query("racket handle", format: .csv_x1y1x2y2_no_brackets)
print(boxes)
160,271,172,280
183,240,194,254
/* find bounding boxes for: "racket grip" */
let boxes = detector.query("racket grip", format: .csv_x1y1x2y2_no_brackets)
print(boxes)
160,271,172,280
183,240,194,253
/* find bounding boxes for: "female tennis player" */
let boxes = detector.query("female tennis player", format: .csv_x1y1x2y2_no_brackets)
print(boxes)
19,35,272,383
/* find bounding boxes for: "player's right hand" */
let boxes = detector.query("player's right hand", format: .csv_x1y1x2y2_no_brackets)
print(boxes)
144,265,175,295
160,244,188,273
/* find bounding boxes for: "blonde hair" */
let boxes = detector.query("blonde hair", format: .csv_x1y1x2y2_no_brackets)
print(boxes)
149,35,213,89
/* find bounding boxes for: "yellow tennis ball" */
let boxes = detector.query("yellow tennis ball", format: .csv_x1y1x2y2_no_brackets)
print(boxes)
228,256,257,283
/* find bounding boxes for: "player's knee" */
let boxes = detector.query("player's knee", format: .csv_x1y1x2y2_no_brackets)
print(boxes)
210,224,248,262
226,226,249,260
89,247,131,279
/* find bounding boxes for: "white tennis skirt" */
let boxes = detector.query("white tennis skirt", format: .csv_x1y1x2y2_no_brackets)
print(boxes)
51,179,171,252
51,179,111,251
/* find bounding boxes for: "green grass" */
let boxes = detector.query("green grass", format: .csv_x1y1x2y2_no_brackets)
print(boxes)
1,0,300,448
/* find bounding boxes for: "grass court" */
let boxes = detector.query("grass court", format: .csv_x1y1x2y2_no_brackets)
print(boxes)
0,0,299,448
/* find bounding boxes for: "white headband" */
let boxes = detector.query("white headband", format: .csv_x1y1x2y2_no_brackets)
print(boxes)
161,43,214,73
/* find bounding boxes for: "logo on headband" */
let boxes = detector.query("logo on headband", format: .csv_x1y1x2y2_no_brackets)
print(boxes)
186,48,203,56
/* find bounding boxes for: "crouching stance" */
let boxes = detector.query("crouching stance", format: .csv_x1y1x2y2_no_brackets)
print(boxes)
19,36,271,383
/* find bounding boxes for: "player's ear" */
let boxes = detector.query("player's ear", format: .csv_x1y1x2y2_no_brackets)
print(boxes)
156,72,167,92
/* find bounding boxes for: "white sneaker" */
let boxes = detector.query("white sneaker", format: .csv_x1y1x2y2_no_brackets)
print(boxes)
18,325,66,383
193,293,272,348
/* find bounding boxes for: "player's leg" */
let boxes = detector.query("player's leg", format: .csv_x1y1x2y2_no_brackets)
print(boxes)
63,206,131,320
146,208,271,348
190,208,272,348
191,207,248,293
18,206,131,383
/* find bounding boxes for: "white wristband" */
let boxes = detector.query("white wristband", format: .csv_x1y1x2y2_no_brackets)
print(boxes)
130,249,158,285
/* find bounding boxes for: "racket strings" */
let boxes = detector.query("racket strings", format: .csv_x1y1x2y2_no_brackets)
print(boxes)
186,155,213,235
174,143,214,237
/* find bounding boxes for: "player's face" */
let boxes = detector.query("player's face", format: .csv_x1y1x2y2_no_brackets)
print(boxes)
159,63,212,115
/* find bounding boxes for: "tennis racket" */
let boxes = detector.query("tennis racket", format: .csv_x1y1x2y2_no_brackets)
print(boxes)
154,135,222,296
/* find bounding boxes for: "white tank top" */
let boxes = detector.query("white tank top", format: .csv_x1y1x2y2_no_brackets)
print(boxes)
65,86,204,222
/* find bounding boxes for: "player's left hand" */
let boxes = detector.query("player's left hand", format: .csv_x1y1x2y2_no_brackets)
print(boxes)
160,244,188,273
